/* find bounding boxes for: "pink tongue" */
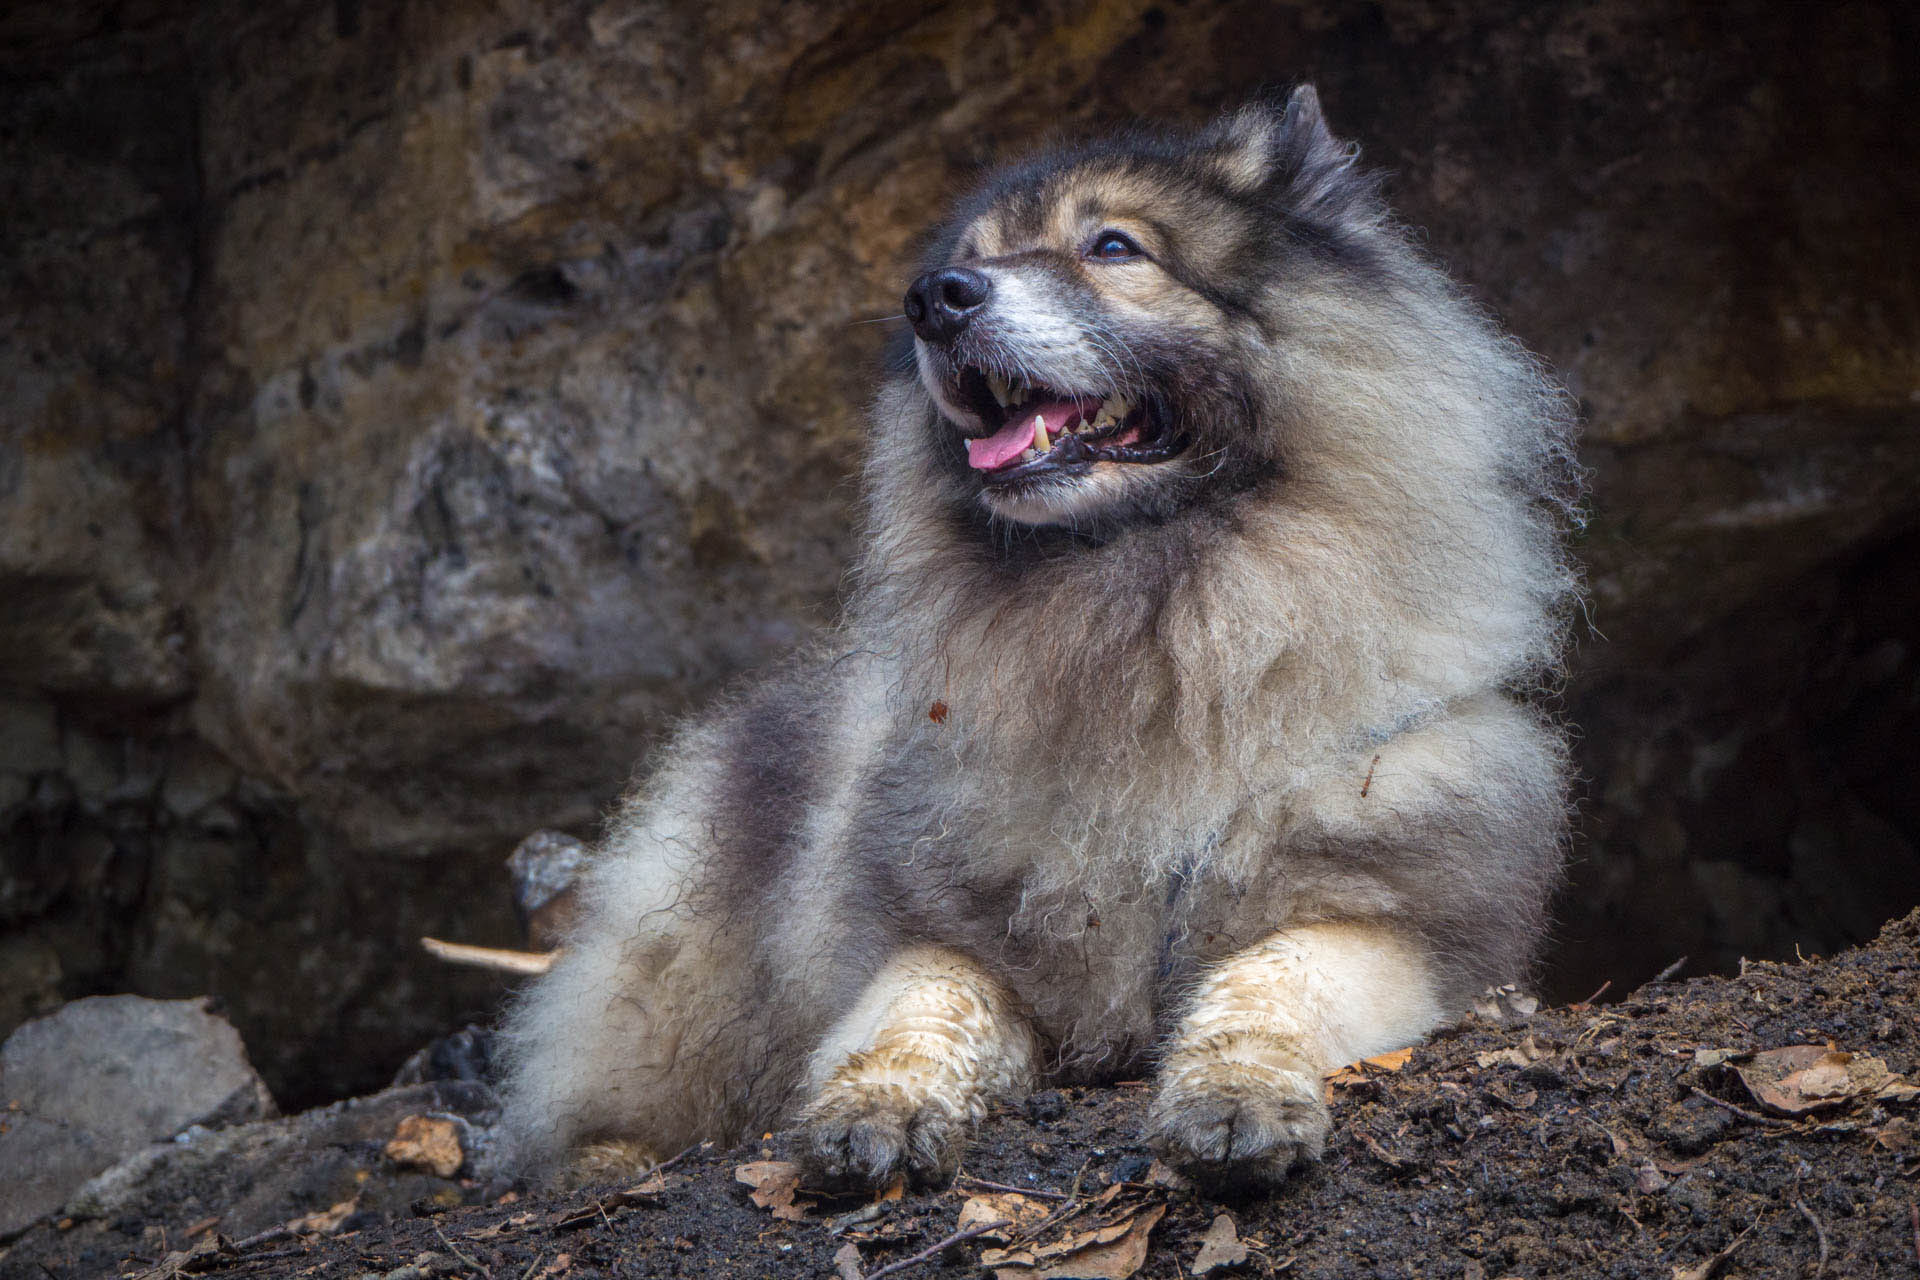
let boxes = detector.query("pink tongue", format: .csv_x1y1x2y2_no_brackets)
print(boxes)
965,398,1101,471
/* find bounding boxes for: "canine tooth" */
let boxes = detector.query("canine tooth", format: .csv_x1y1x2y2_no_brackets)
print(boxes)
1033,414,1050,452
1100,394,1123,421
987,372,1010,406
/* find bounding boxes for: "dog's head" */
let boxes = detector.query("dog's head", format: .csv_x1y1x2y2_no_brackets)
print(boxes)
901,86,1389,531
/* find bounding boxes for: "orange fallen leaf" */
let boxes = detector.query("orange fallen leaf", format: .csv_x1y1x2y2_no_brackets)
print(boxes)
385,1114,464,1177
982,1202,1166,1279
1731,1045,1912,1116
957,1192,1048,1242
286,1196,359,1236
735,1160,812,1221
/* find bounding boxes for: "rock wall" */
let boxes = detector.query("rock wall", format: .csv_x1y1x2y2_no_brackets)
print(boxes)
3,0,1916,1103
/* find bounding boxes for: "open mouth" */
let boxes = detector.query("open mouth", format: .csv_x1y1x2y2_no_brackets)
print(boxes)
952,366,1184,480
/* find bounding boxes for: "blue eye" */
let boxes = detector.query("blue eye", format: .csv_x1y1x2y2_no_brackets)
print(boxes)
1088,230,1143,261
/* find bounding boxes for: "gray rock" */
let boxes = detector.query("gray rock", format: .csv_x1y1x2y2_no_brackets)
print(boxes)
0,996,276,1236
64,1080,499,1244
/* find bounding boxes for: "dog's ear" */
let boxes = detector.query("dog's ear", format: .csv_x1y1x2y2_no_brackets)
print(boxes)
1203,86,1358,206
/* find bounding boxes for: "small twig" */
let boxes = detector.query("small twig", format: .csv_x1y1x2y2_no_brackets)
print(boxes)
1013,1161,1094,1242
516,1253,546,1280
434,1224,492,1279
227,1248,308,1271
421,937,558,975
1684,1083,1792,1128
228,1226,291,1252
1791,1198,1829,1278
637,1142,702,1180
862,1219,1010,1280
1676,1220,1759,1280
1574,979,1612,1007
1651,955,1689,984
953,1175,1070,1201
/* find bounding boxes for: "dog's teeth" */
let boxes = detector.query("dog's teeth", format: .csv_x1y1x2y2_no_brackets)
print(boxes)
987,372,1010,406
1033,414,1050,452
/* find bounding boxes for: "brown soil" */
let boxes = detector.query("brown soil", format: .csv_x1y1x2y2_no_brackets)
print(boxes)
18,911,1920,1280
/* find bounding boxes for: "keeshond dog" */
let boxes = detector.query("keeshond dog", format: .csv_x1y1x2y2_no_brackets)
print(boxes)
500,86,1581,1190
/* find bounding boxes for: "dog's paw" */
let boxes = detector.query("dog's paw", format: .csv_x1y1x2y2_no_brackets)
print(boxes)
1145,1056,1329,1190
797,1080,966,1191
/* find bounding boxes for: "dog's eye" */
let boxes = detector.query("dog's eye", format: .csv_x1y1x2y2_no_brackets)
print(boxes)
1087,230,1143,261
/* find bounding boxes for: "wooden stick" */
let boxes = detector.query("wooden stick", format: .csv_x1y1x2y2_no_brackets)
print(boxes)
1683,1083,1791,1128
421,937,559,975
862,1219,1010,1280
1791,1197,1828,1278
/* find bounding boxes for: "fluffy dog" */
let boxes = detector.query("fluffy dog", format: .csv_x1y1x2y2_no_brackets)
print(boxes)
499,86,1581,1190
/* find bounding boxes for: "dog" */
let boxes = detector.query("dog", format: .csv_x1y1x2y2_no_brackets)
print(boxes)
498,85,1582,1191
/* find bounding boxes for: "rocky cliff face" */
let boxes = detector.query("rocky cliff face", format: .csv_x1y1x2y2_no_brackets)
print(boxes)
3,0,1915,1103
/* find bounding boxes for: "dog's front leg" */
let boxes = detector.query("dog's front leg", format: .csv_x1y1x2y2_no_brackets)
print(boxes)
798,946,1036,1190
1149,920,1442,1187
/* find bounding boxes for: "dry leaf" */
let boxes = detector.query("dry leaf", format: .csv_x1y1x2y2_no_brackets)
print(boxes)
735,1161,812,1221
1475,1034,1551,1070
1876,1078,1920,1103
1633,1164,1670,1194
286,1196,359,1236
1142,1160,1189,1191
1691,1047,1747,1070
385,1114,464,1177
983,1203,1166,1279
834,1241,864,1280
1868,1115,1914,1153
1191,1213,1250,1275
1731,1045,1908,1116
958,1192,1050,1240
1327,1046,1415,1088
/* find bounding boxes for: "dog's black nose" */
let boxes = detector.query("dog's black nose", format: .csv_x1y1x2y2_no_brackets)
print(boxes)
903,267,991,345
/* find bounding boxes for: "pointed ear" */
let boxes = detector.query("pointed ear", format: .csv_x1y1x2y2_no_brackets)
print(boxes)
1200,100,1287,191
1202,86,1359,203
1275,84,1361,205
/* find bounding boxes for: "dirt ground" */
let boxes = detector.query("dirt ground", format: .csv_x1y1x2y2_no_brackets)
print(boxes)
18,909,1920,1280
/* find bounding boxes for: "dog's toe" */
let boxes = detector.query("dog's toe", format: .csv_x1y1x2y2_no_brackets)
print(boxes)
797,1082,964,1191
1146,1059,1328,1189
